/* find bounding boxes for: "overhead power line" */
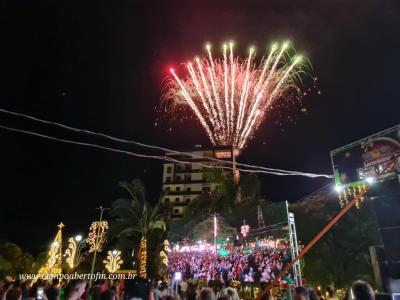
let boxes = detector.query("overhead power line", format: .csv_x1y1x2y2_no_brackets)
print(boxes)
0,107,333,179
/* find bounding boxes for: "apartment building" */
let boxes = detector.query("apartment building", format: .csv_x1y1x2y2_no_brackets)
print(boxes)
161,145,234,218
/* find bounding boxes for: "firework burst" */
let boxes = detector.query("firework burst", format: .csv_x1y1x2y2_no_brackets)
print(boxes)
163,41,310,150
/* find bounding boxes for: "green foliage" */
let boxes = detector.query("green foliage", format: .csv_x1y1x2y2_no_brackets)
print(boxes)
169,168,287,242
239,174,261,202
183,169,263,220
291,191,380,288
110,179,167,278
0,243,35,276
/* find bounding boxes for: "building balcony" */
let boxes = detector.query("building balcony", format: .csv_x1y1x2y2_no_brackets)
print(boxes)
172,214,184,219
163,190,203,196
174,168,204,174
164,179,205,184
172,202,189,207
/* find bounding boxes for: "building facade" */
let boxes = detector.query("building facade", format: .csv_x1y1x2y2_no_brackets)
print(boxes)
161,145,234,218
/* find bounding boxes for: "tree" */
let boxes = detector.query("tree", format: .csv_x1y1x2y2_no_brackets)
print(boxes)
182,169,262,220
0,243,35,277
110,179,166,278
239,174,261,202
291,190,380,288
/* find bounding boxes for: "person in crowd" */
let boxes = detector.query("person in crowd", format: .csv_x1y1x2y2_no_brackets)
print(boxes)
124,278,154,300
64,280,87,300
26,282,48,300
187,284,197,300
294,286,310,300
199,288,216,300
217,296,232,300
45,279,60,300
92,281,104,300
351,280,375,300
20,281,31,300
308,288,318,300
178,281,187,300
220,284,239,300
151,283,162,300
6,288,22,300
326,287,338,300
100,289,115,300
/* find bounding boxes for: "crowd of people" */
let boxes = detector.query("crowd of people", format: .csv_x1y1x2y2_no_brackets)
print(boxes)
168,240,291,284
0,279,114,300
0,236,386,300
0,277,382,300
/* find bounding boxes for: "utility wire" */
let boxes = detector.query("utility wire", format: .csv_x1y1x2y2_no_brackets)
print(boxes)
0,107,333,178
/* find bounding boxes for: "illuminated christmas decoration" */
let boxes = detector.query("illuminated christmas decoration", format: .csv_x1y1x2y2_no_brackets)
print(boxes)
336,182,367,208
159,240,170,267
103,250,123,273
65,235,87,269
88,206,110,287
38,223,64,276
139,237,147,278
241,224,250,237
87,221,108,253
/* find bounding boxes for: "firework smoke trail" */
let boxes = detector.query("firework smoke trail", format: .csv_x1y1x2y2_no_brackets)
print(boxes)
164,41,307,150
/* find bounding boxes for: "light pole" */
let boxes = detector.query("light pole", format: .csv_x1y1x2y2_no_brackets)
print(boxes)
88,206,109,286
213,214,217,253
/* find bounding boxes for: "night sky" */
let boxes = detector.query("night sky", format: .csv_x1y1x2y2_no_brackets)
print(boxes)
1,0,399,254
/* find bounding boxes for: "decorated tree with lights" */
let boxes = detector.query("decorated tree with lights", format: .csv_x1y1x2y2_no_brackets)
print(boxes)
110,179,166,278
37,222,64,277
290,190,380,287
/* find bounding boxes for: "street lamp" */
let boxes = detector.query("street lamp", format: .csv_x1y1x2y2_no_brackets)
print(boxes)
65,235,87,270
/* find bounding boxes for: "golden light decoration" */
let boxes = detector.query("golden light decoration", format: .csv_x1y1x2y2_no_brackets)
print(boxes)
38,223,64,277
87,221,108,253
47,241,60,269
139,237,147,278
65,235,87,269
103,250,123,273
337,182,367,208
159,240,171,267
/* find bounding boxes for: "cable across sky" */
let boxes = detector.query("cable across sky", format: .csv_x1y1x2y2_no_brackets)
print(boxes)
0,107,332,178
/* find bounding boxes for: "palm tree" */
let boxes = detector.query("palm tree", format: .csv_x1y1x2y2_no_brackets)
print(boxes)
110,179,166,278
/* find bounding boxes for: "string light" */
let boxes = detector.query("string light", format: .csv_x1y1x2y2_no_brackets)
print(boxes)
159,240,170,267
139,237,147,278
38,223,64,277
65,236,87,269
336,182,369,208
87,221,108,253
103,250,123,273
